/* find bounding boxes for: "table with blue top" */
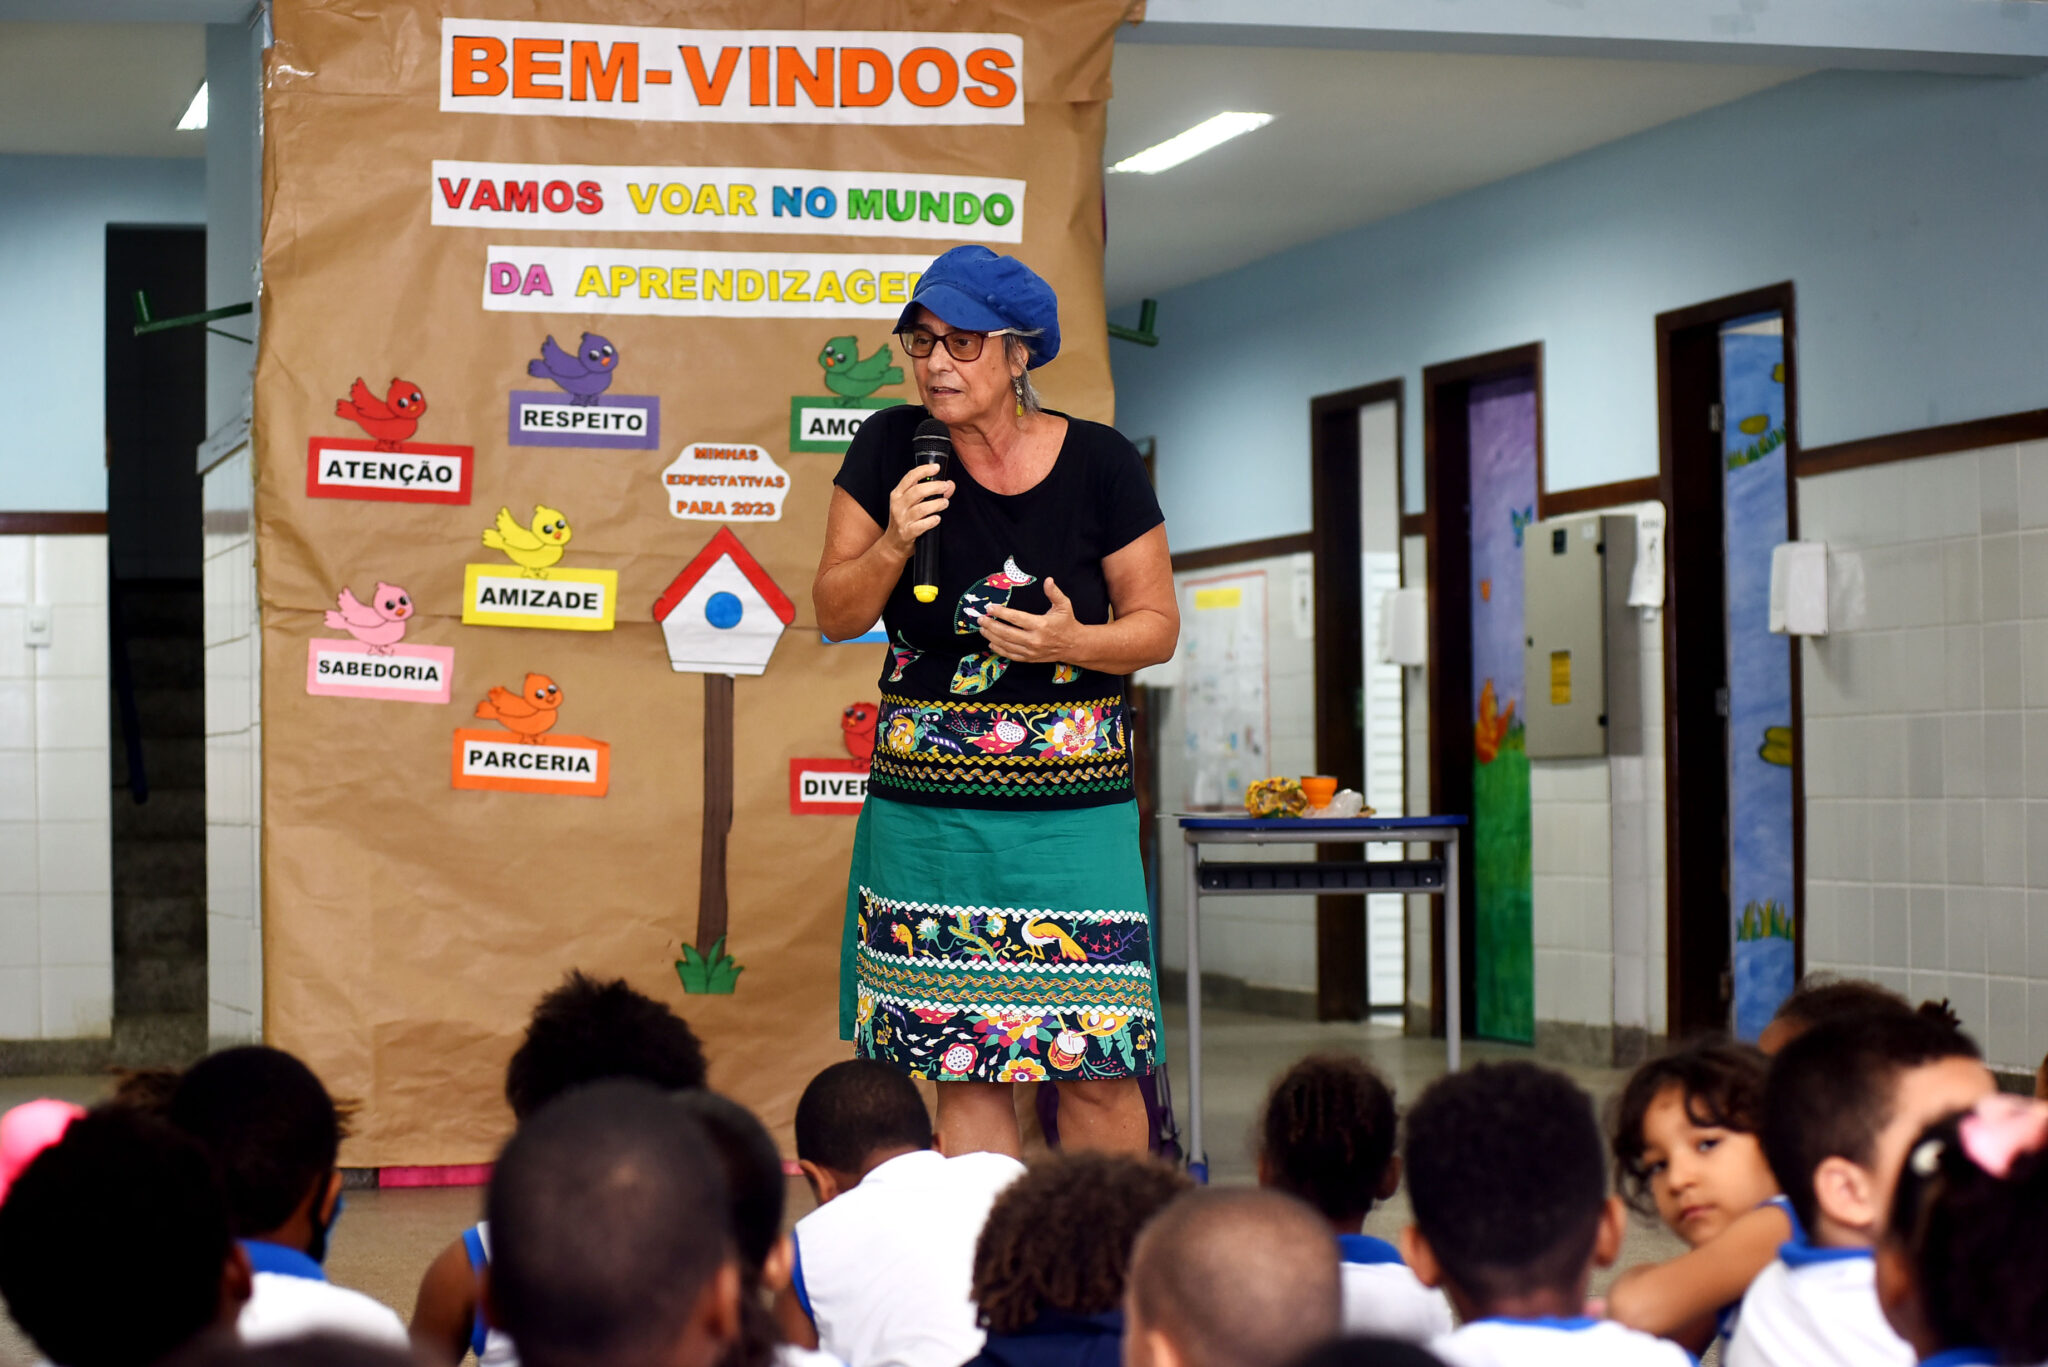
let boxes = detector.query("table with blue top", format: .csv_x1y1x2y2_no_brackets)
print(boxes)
1171,814,1468,1182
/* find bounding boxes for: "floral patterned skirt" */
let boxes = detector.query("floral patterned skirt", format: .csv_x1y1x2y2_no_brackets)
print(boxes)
840,795,1160,1083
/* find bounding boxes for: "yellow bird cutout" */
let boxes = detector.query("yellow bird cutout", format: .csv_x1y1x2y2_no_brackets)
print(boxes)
483,504,572,576
1022,918,1087,962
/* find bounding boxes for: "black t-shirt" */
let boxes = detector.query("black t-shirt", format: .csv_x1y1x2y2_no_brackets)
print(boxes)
833,405,1164,810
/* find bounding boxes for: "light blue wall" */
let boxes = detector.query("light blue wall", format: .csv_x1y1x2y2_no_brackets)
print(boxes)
1113,69,2048,551
0,155,205,513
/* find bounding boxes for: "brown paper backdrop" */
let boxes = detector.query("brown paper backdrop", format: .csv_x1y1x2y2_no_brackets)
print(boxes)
256,0,1131,1166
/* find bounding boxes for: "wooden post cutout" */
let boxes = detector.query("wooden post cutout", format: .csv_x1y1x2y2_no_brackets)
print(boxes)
678,671,743,993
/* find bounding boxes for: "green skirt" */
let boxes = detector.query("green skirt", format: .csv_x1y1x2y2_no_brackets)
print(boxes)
840,796,1161,1083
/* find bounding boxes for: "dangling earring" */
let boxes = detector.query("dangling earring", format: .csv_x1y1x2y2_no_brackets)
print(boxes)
1013,375,1025,418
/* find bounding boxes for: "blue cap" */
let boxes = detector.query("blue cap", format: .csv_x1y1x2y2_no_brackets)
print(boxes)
895,245,1061,368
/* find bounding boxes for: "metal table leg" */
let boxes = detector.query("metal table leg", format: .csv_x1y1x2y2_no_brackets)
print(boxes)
1445,829,1461,1072
1183,833,1206,1182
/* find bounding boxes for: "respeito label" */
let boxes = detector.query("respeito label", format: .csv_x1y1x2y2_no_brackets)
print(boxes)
441,21,1021,125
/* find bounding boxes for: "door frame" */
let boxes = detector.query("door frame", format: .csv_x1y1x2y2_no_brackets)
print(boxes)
1420,342,1544,1036
1654,281,1804,1037
1308,378,1403,1020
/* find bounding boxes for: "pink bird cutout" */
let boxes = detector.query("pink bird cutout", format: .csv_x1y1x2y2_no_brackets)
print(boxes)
324,581,413,653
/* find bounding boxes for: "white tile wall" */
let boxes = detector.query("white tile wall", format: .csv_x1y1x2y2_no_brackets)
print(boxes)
1801,442,2048,1073
0,533,113,1040
202,443,262,1045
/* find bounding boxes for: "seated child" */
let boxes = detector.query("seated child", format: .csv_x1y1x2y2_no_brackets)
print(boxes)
1604,1037,1787,1351
774,1060,1024,1367
965,1152,1190,1367
411,970,709,1365
1874,1094,2048,1367
1756,975,1945,1056
1402,1061,1691,1367
1729,1010,1996,1367
485,1080,740,1367
164,1334,420,1367
168,1046,407,1347
0,1103,251,1367
674,1090,843,1367
1123,1188,1342,1367
1257,1055,1452,1342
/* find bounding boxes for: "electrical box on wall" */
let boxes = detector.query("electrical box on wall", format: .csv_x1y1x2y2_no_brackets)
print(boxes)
1522,514,1629,759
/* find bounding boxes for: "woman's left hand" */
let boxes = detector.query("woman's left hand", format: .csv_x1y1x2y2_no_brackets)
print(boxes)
977,577,1081,663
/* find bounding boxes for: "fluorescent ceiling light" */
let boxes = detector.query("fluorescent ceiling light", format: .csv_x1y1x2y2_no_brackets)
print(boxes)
176,82,208,131
1107,111,1274,175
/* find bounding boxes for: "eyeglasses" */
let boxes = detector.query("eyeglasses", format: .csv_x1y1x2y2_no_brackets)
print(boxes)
897,327,1008,362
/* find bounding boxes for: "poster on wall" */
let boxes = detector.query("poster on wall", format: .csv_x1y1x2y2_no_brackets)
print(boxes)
253,0,1129,1165
1720,313,1796,1042
1179,571,1269,810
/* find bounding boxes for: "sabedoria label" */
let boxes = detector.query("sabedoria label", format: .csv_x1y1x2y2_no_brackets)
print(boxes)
305,641,456,704
306,438,474,505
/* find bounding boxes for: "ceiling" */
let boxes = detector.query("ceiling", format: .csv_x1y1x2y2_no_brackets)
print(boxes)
0,22,205,157
1102,45,1804,305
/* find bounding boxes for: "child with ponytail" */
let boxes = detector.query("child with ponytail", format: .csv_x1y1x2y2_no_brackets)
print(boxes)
1875,1093,2048,1367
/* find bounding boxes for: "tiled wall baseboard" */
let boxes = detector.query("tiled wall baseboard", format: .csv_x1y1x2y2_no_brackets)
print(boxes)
0,1036,111,1076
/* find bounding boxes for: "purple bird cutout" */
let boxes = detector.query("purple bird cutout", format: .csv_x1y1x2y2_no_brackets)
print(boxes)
527,332,618,404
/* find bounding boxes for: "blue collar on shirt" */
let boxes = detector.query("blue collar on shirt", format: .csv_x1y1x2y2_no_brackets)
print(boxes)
240,1239,327,1282
1920,1352,1996,1367
1336,1234,1406,1266
1778,1232,1873,1270
1474,1316,1601,1332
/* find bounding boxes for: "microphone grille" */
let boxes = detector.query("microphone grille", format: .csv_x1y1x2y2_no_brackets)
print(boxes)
912,418,953,460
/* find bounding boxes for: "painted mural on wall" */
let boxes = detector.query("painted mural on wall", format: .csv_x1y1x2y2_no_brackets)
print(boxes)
1721,314,1796,1041
1469,375,1538,1042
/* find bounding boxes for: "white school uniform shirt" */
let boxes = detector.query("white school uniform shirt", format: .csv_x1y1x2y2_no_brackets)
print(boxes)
1724,1236,1914,1367
791,1149,1026,1367
237,1240,409,1348
1434,1317,1695,1367
1336,1234,1454,1342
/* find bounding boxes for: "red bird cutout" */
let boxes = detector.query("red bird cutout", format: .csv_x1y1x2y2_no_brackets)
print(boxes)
475,673,562,743
841,702,878,763
336,377,428,450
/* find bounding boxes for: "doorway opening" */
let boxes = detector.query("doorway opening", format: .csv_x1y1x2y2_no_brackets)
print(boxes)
104,224,209,1063
1655,282,1803,1041
1422,344,1544,1041
1309,380,1404,1021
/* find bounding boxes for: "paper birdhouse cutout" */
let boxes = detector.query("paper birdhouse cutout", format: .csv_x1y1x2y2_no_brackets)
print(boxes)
653,527,796,675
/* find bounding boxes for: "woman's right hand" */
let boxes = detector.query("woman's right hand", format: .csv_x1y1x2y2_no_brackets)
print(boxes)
884,463,954,558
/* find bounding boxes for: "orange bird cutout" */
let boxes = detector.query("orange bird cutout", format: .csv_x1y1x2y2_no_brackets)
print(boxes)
1475,678,1515,763
474,673,562,743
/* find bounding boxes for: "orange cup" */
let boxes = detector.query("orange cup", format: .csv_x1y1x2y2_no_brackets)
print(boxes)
1300,775,1338,809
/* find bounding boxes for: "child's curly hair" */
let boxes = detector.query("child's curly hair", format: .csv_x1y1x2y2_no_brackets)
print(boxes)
971,1152,1191,1335
1259,1054,1398,1223
1610,1035,1767,1216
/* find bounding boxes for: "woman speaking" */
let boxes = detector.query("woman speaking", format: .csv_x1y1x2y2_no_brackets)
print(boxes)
813,246,1178,1156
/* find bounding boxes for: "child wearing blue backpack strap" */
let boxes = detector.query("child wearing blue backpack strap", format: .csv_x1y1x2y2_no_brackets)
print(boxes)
410,971,708,1366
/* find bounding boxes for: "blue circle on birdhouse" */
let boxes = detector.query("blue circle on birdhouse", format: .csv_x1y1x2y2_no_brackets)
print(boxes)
705,591,743,629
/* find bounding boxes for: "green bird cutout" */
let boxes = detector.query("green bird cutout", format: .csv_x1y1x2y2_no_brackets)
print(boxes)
818,336,904,404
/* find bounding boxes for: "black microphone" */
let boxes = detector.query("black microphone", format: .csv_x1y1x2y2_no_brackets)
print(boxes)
911,418,952,604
